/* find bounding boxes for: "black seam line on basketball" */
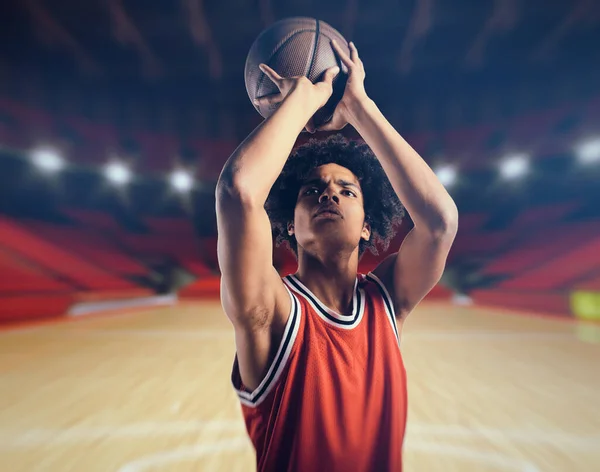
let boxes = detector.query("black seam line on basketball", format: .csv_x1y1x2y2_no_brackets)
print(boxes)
366,274,399,342
286,275,360,326
254,28,318,103
237,294,299,405
306,18,320,79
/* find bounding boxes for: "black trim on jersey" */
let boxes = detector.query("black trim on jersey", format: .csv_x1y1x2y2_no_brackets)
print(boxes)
284,275,363,327
235,290,300,407
366,273,400,344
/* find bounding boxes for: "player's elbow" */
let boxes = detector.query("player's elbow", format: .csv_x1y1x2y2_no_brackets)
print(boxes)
426,202,459,242
440,203,459,237
216,172,264,210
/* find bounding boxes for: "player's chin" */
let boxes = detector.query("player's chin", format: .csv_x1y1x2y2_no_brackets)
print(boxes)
313,225,355,245
310,218,345,234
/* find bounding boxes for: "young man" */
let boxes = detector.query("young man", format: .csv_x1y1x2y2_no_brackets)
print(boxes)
216,40,458,471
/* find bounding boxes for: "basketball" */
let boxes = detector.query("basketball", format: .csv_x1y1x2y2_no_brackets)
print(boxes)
244,17,351,127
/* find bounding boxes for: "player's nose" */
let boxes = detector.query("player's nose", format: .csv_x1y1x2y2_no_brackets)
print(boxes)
318,190,339,204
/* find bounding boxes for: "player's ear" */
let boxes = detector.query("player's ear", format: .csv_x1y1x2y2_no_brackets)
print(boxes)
287,222,295,236
361,221,371,242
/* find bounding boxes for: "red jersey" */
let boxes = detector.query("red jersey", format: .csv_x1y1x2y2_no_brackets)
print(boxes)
231,272,408,472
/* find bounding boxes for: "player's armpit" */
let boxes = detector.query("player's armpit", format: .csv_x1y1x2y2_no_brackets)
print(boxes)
215,186,292,390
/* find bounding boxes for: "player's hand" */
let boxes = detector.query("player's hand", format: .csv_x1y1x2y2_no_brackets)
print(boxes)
254,64,340,113
311,40,368,133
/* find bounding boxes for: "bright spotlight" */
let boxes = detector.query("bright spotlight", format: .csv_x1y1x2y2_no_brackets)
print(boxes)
170,169,194,192
31,148,64,173
499,153,530,180
576,138,600,164
105,161,131,185
434,164,458,188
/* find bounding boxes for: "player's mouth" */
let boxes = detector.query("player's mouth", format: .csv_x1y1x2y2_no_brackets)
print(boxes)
314,205,342,218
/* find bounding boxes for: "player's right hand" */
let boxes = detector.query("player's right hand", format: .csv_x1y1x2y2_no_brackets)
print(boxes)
254,64,340,112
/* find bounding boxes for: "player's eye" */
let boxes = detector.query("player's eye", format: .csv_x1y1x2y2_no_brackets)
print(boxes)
304,187,319,195
342,189,357,197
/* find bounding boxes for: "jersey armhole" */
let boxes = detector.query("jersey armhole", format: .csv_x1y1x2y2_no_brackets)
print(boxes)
366,272,400,345
231,285,301,408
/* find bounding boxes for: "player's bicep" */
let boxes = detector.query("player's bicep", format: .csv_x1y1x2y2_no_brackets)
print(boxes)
375,225,455,319
216,192,290,329
394,226,455,317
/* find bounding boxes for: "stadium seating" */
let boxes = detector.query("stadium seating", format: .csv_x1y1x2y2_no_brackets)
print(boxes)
20,220,149,277
0,247,71,293
1,94,599,321
0,216,155,324
178,276,221,298
0,217,141,291
0,294,73,324
482,221,600,276
499,236,600,291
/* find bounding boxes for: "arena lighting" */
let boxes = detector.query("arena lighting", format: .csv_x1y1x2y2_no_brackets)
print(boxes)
576,137,600,164
499,153,530,180
170,169,194,192
104,161,131,185
434,164,458,188
31,148,64,173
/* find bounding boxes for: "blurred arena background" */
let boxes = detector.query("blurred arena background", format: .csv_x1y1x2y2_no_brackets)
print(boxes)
0,0,599,470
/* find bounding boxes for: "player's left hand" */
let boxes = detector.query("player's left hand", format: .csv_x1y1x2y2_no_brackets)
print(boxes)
309,40,369,133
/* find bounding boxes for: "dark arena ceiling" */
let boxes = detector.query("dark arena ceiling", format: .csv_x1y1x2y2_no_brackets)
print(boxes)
0,0,599,224
1,0,599,131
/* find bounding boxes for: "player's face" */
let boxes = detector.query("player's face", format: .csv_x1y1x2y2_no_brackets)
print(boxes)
290,163,370,255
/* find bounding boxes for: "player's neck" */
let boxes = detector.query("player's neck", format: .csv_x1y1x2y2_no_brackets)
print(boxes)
295,250,359,315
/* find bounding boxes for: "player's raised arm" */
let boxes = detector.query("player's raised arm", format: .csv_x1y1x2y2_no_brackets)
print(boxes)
215,66,339,389
316,40,458,319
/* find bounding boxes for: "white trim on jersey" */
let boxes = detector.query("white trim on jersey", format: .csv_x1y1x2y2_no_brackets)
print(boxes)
234,285,301,408
284,275,366,330
366,272,400,346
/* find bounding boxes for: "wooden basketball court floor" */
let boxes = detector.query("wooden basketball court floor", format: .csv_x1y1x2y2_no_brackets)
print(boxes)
1,300,599,471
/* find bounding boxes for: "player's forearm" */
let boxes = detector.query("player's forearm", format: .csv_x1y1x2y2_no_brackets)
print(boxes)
217,89,316,206
348,98,458,235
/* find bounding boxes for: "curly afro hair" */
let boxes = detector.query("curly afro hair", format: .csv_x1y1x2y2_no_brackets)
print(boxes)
265,133,404,257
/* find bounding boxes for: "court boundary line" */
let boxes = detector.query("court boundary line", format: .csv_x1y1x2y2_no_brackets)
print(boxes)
2,420,597,450
118,437,541,472
8,418,595,471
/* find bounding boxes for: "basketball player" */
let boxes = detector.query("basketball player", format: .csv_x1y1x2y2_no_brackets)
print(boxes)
216,40,458,471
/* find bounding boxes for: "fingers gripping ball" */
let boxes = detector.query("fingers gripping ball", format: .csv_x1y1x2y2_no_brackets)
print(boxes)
245,17,351,127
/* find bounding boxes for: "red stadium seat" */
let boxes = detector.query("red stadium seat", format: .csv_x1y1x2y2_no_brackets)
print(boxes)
0,216,139,291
